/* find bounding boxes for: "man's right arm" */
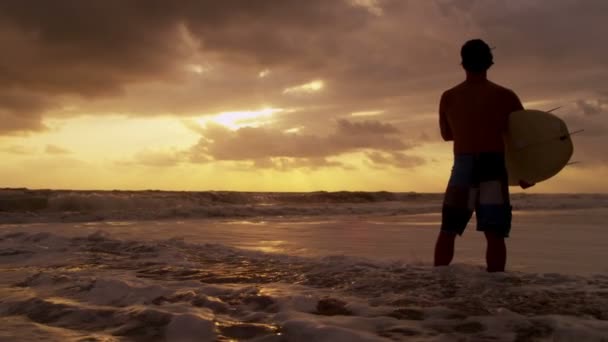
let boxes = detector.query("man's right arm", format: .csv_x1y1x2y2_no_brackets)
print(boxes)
439,92,453,141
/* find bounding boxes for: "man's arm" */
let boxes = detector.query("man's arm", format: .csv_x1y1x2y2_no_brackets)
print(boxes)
439,92,453,141
510,90,524,112
502,90,524,133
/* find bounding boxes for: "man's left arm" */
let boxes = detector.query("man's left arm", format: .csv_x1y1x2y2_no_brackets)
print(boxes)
509,90,524,112
502,90,524,132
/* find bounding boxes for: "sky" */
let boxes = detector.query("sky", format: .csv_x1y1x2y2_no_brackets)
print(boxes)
1,0,607,192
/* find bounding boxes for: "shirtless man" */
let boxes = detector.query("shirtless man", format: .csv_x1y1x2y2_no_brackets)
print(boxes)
434,39,525,272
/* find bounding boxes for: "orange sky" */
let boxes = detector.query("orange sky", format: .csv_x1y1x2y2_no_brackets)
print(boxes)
1,1,607,192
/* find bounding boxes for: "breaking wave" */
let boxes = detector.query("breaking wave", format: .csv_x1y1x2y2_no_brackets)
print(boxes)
1,188,608,223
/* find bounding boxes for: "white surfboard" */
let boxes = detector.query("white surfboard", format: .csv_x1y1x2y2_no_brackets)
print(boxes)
504,109,573,186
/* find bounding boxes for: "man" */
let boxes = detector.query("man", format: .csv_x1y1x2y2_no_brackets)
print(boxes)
434,39,525,272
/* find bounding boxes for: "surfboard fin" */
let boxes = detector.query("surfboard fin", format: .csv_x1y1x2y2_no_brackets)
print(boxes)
568,129,584,136
560,129,584,141
517,128,583,149
547,106,562,113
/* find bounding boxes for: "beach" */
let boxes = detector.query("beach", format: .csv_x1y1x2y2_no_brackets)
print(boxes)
3,1,608,340
1,190,607,341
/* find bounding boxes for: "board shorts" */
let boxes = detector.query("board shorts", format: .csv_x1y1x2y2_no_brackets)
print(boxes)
441,152,512,238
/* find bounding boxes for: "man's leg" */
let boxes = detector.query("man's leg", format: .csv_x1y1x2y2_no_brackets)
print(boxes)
476,153,511,272
484,231,506,272
434,230,457,266
438,154,475,267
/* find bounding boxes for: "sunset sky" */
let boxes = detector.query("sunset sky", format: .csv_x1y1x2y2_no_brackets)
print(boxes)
1,0,607,192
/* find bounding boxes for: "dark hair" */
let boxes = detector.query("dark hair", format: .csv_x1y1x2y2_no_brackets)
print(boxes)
461,39,494,72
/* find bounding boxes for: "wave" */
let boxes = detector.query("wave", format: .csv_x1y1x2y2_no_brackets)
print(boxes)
1,188,608,223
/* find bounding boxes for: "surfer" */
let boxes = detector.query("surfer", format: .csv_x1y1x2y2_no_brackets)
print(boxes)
434,39,526,272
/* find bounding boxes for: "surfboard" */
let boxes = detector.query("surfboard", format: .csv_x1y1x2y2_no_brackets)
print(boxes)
504,109,573,186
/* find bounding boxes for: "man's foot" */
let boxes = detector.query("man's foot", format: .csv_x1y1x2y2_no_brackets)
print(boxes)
484,232,506,272
434,231,457,266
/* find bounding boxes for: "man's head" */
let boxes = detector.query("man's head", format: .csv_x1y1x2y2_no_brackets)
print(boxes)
461,39,494,73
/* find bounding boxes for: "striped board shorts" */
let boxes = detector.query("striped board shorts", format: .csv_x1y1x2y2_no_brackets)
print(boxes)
441,153,512,238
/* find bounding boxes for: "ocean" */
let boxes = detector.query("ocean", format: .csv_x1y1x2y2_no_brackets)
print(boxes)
1,189,607,341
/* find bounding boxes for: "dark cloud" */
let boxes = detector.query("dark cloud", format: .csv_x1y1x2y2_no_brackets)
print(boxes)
0,90,51,134
1,0,608,142
555,99,608,167
0,0,371,131
440,0,608,100
565,131,608,168
0,111,46,134
0,1,188,95
335,119,400,135
560,94,608,136
366,151,426,169
187,119,411,163
574,99,608,117
126,117,421,170
253,157,347,171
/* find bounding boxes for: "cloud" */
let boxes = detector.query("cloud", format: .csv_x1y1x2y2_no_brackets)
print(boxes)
187,118,412,162
335,119,400,135
570,137,608,168
349,0,384,16
0,0,607,159
366,151,426,169
574,99,608,117
0,144,34,155
562,114,607,137
131,148,187,168
565,95,608,134
283,80,325,95
0,90,51,134
556,97,608,167
253,157,348,171
45,144,71,155
0,0,374,131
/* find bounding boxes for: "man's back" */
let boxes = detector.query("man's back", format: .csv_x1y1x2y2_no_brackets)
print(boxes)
440,79,523,154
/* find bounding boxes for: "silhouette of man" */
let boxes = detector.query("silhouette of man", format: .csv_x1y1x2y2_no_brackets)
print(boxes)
434,39,524,272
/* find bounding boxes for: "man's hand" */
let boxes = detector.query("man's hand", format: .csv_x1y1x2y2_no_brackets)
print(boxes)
519,180,536,189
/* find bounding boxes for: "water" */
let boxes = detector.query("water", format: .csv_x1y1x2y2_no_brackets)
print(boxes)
1,190,607,341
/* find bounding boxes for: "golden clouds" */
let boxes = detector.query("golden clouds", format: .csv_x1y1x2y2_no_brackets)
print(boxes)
283,80,325,95
197,108,284,131
45,144,71,155
181,117,421,171
1,1,608,191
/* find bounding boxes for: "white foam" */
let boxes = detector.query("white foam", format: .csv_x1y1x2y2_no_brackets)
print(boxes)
1,229,607,341
165,313,216,342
